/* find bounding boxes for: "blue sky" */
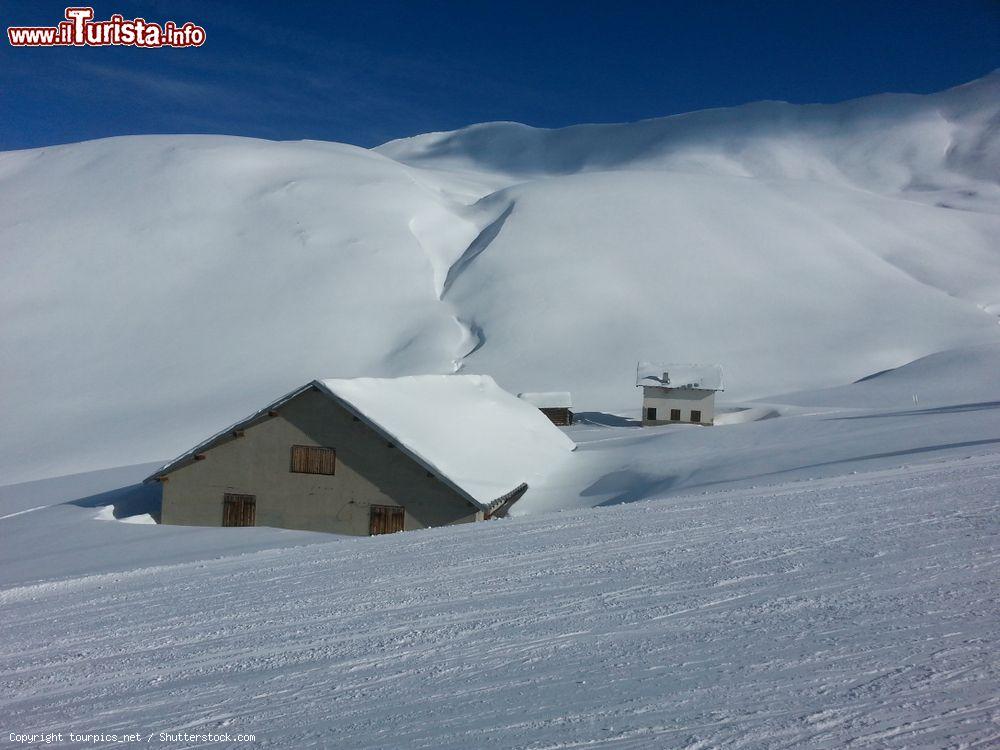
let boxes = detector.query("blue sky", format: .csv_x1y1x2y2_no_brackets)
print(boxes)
2,1,997,151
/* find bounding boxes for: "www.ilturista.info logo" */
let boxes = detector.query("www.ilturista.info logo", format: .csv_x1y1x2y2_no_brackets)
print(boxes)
7,7,206,48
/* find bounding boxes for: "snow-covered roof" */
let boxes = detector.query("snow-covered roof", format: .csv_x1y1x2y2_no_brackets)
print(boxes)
317,376,575,509
517,391,572,409
148,375,576,512
636,362,725,391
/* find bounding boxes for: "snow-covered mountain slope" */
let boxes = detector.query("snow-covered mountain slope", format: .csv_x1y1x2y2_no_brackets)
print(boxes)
768,340,1000,408
2,75,1000,483
378,70,1000,209
0,136,485,484
429,169,1000,410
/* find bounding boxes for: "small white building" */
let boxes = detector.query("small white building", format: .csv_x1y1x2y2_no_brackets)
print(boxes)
636,362,724,426
517,392,573,426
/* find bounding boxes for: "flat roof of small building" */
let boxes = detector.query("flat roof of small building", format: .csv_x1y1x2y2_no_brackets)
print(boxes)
517,391,573,409
636,362,725,391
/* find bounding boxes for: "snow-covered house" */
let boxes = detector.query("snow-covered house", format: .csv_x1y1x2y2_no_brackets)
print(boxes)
517,392,574,426
147,375,576,535
637,362,724,426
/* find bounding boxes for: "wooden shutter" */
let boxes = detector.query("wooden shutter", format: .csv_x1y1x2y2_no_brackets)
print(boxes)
369,505,384,535
389,507,404,533
369,505,404,535
690,410,702,423
290,445,336,474
670,408,681,421
223,493,256,527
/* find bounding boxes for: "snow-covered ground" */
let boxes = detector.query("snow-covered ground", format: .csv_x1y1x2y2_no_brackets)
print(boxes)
2,453,997,748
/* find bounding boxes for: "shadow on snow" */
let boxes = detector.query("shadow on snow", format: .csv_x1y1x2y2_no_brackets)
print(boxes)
68,481,162,521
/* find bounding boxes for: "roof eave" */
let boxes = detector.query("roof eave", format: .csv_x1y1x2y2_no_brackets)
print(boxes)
485,482,529,516
142,382,316,483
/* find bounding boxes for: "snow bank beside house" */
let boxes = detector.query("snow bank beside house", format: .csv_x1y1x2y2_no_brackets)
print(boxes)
0,473,331,588
517,391,572,408
93,505,156,524
0,462,162,516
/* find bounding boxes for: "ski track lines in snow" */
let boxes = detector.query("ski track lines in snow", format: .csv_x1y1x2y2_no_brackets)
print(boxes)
2,456,998,749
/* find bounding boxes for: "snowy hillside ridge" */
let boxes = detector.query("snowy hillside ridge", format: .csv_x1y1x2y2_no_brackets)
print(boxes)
763,340,1000,407
377,70,1000,207
2,74,1000,484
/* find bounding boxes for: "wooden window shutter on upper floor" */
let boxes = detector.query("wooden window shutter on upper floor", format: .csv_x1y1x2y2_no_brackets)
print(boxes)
290,445,336,475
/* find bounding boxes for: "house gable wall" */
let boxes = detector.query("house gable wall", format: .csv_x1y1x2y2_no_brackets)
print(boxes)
642,387,716,425
538,407,573,426
160,388,481,534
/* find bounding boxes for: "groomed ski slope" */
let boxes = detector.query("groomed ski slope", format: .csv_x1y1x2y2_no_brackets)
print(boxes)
1,453,997,749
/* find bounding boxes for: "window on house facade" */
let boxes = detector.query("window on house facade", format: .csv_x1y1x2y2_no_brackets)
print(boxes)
670,408,681,421
646,407,657,421
222,493,256,527
690,410,702,423
290,445,336,475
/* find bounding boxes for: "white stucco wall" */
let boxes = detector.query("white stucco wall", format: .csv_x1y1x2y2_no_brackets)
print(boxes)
641,387,716,425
